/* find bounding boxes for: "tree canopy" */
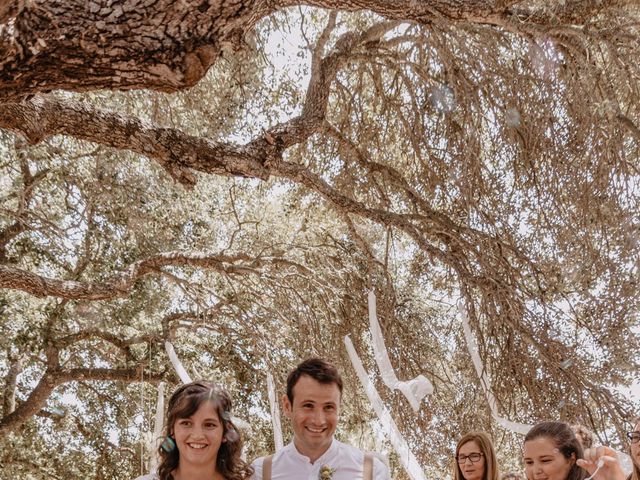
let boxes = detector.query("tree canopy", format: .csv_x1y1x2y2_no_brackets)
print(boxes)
0,1,639,478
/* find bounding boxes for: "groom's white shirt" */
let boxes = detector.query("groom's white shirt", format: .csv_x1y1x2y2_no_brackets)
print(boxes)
250,438,390,480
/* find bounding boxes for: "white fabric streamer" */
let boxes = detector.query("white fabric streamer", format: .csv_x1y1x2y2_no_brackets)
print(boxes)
368,291,433,412
164,341,193,384
345,335,426,480
232,415,251,430
457,301,532,435
149,382,165,473
267,371,284,451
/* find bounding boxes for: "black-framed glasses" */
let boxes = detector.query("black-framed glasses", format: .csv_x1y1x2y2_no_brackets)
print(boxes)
457,452,484,464
627,431,640,444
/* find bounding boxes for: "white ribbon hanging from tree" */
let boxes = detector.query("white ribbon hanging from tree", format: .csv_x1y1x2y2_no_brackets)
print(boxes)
457,301,532,435
149,382,165,473
267,371,284,451
368,291,433,412
345,335,426,480
165,341,192,383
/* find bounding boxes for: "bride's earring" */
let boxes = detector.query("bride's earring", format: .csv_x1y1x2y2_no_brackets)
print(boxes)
160,436,176,453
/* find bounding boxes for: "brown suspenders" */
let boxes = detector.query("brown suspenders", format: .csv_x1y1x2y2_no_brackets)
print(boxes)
261,452,374,480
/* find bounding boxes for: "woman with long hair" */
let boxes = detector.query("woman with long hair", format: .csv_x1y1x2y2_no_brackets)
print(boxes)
135,381,253,480
524,420,625,480
523,421,586,480
453,431,500,480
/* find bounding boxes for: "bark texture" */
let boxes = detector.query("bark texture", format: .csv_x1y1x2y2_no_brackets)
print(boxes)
1,0,627,100
0,0,274,100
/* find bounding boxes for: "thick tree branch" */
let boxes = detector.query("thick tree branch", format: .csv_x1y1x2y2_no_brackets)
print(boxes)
0,251,278,299
0,367,58,437
0,97,269,186
0,365,163,436
0,249,314,300
0,22,392,186
281,0,521,22
0,0,276,100
509,0,636,24
1,0,628,99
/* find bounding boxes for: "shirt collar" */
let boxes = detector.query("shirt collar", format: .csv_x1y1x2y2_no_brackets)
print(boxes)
286,438,339,465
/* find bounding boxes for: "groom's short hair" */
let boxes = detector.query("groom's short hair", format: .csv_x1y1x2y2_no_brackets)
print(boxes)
286,357,343,403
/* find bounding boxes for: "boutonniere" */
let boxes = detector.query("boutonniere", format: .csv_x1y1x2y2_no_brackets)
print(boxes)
319,465,335,480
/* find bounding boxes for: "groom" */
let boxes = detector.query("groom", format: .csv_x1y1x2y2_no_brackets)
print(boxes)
251,358,390,479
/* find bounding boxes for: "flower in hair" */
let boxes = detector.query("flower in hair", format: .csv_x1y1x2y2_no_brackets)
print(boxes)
319,465,335,480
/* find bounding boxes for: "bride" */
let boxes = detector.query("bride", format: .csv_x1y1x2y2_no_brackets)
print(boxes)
135,381,253,480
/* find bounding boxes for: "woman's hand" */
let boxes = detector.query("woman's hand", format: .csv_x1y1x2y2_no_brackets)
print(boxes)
576,446,626,480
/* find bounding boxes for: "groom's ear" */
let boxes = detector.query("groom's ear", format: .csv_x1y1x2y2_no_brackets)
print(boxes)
282,393,292,418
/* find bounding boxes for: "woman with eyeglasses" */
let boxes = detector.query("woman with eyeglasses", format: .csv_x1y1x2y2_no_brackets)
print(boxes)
523,420,626,480
627,418,640,480
453,432,500,480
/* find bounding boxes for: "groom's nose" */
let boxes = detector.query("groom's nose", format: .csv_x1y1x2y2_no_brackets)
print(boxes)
310,408,326,425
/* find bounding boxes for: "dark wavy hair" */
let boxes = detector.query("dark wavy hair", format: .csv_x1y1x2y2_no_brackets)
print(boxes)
524,421,586,480
286,358,343,403
157,381,253,480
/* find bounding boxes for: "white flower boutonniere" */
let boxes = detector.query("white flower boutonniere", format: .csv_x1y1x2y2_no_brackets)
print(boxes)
319,465,336,480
